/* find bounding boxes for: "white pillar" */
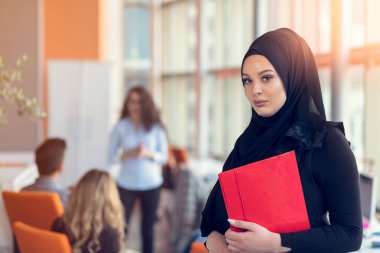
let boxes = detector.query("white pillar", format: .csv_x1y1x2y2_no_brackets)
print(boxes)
330,0,351,126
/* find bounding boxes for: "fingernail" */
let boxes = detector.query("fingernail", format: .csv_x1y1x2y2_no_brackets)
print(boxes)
228,219,235,224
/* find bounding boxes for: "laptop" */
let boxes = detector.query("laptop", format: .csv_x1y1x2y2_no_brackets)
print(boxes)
359,172,379,232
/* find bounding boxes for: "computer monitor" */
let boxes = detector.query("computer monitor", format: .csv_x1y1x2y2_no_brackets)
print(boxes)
359,172,378,226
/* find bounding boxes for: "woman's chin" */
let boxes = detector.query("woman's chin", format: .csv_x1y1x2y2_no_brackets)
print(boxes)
255,110,272,117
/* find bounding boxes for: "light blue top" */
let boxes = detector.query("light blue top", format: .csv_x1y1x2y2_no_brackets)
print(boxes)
108,118,168,190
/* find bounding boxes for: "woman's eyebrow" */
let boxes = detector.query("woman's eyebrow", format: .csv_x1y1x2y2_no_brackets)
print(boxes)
258,69,275,75
242,69,275,77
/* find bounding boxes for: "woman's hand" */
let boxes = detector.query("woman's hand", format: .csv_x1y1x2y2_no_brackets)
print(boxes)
206,231,232,253
120,148,139,160
225,219,291,253
136,144,154,159
121,144,154,160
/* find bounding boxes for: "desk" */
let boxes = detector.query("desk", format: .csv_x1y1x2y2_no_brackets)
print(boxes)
356,237,380,252
353,219,380,252
0,165,38,252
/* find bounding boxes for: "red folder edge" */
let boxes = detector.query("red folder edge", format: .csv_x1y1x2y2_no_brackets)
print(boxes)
218,170,246,232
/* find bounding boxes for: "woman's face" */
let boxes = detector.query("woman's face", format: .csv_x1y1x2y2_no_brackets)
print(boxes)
127,91,142,120
242,55,286,117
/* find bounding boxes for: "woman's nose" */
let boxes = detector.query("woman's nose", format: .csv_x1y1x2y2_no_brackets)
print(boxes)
252,83,263,96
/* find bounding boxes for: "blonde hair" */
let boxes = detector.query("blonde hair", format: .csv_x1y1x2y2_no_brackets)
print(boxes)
62,169,125,253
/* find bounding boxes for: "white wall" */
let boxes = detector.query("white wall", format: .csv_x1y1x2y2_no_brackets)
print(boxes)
47,60,115,186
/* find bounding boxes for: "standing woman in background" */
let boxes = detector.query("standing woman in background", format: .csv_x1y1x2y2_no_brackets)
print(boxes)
201,28,362,253
108,86,168,253
51,169,125,253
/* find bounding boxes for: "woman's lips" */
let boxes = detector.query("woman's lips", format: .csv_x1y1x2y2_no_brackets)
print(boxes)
253,100,267,107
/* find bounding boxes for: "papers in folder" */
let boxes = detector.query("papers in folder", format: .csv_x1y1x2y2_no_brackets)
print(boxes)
218,151,310,233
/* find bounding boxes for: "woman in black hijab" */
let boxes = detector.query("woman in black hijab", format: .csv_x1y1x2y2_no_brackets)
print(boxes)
201,28,362,253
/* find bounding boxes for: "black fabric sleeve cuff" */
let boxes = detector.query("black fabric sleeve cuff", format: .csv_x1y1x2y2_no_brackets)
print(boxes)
204,241,209,251
280,233,294,251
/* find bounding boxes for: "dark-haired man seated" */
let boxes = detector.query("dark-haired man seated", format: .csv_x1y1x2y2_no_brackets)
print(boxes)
22,138,69,207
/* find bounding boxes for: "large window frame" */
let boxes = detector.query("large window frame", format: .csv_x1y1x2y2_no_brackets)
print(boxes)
123,0,380,162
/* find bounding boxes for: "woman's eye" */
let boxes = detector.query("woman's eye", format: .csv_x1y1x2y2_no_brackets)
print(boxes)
242,78,251,86
262,75,273,82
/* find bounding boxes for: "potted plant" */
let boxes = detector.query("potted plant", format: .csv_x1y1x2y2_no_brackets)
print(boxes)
0,55,46,127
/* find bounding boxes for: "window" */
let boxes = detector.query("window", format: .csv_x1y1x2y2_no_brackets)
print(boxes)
156,0,380,160
318,0,332,53
162,0,196,73
366,0,380,44
161,75,196,151
206,0,254,69
318,67,332,120
160,0,255,157
347,66,365,156
123,3,151,91
350,0,365,48
161,0,197,153
124,6,151,69
207,75,251,158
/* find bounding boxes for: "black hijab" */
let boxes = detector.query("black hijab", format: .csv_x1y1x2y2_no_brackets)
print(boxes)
201,28,327,236
224,27,326,171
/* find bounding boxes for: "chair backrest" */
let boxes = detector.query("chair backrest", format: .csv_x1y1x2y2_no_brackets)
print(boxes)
190,242,208,253
2,191,64,230
170,146,189,166
13,221,71,253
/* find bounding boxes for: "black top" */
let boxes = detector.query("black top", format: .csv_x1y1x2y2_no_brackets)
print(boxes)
200,123,363,252
280,124,362,252
51,218,120,253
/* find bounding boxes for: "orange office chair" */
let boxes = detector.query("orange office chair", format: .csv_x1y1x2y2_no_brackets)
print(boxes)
190,242,208,253
170,146,189,166
2,191,65,253
13,221,71,253
2,191,64,230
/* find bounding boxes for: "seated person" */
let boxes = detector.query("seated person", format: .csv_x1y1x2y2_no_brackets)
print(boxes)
51,169,125,253
22,138,68,207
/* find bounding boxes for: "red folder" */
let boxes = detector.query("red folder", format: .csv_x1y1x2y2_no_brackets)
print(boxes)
218,151,310,233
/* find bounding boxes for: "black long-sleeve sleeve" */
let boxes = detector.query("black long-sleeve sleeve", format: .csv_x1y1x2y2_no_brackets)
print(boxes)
280,127,363,252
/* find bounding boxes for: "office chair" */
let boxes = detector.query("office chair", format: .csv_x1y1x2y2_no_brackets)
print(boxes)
190,241,208,253
2,191,64,253
2,191,64,230
170,146,189,166
13,221,71,253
